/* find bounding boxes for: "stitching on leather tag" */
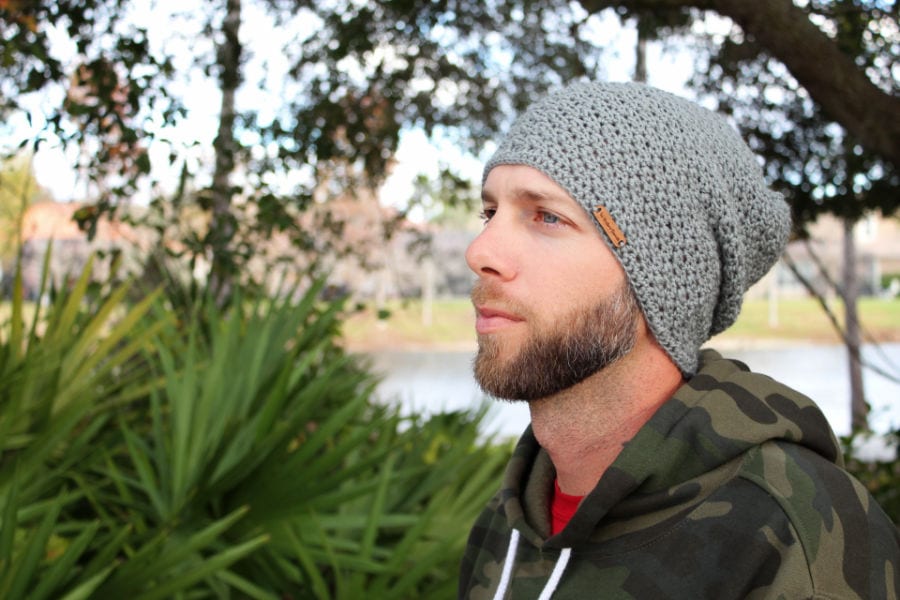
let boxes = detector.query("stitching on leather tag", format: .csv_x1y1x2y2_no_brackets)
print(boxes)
592,205,627,248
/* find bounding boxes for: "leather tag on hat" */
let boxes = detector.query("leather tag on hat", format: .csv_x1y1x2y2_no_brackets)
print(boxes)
592,205,627,248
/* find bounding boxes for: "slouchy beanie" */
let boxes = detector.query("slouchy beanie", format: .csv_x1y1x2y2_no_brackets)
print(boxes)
484,81,791,375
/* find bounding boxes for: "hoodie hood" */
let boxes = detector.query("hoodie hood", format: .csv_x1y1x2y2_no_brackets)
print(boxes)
501,349,842,551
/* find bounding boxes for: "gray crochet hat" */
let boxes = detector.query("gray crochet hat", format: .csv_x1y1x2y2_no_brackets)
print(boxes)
484,81,791,375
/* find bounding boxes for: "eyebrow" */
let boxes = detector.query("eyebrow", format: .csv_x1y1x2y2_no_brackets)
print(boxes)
481,186,568,205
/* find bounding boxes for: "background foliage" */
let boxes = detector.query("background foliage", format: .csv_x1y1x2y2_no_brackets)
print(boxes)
3,0,896,297
0,256,509,597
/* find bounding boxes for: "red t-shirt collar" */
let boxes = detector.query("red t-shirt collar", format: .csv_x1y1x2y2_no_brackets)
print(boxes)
551,478,584,535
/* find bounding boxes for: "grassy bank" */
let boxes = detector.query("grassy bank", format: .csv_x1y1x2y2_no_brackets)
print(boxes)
5,295,896,351
342,296,900,351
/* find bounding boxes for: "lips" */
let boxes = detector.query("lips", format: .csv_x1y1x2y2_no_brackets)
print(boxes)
474,305,524,334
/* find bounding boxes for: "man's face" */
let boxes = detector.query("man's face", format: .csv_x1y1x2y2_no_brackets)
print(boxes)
465,165,641,401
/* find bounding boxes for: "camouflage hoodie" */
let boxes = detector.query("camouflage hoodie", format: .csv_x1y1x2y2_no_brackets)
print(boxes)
459,350,900,599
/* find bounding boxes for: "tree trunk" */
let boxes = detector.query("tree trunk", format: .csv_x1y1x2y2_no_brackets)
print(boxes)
422,255,435,327
209,0,242,303
634,24,648,83
843,217,868,431
767,263,779,329
578,0,900,169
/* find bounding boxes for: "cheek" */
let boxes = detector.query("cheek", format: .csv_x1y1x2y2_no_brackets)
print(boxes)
558,257,623,302
521,234,627,308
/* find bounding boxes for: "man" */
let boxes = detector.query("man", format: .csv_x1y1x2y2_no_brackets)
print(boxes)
458,81,900,599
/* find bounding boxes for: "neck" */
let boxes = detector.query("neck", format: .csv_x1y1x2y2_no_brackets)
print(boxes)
530,337,683,496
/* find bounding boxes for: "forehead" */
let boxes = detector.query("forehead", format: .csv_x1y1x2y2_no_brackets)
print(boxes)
481,164,579,207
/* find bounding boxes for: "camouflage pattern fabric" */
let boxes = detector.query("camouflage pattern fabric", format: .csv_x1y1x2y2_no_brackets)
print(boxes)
459,349,900,599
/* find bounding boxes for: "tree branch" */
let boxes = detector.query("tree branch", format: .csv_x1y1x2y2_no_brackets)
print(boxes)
579,0,900,169
781,250,900,385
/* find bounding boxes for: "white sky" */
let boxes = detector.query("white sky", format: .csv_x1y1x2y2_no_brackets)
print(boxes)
11,2,706,216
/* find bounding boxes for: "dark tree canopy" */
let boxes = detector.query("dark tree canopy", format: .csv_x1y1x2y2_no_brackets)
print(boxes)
1,0,897,291
581,0,900,172
688,0,898,228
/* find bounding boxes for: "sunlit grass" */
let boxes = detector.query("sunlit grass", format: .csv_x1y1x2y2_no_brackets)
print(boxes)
342,296,900,350
7,294,897,351
342,298,477,350
716,297,900,345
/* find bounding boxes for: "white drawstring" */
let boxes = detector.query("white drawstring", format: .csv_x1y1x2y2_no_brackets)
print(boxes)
492,529,573,600
492,529,520,600
538,547,572,600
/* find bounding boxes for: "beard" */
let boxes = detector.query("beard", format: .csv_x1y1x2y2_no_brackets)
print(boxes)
472,281,641,401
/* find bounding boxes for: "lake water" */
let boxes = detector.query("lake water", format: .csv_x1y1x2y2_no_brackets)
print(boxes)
367,343,900,441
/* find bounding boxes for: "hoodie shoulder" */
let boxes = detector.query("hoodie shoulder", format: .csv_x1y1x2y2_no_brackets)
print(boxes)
738,440,900,599
680,349,843,465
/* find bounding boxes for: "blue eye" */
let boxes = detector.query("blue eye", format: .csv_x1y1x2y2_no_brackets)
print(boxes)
540,212,561,224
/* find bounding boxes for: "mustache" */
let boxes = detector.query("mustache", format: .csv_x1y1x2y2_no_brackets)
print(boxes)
470,282,531,319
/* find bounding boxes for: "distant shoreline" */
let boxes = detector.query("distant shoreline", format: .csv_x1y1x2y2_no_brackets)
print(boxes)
342,296,899,354
346,337,899,354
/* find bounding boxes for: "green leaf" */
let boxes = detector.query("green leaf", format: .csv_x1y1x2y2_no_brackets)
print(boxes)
78,523,132,582
98,505,251,595
120,420,169,520
57,565,117,600
0,463,21,576
4,491,64,599
130,534,270,600
30,520,101,600
214,568,280,600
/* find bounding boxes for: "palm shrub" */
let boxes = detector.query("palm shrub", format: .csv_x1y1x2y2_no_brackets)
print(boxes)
0,254,509,598
0,251,170,599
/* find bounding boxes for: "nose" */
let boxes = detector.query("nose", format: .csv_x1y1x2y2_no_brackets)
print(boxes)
465,220,516,281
